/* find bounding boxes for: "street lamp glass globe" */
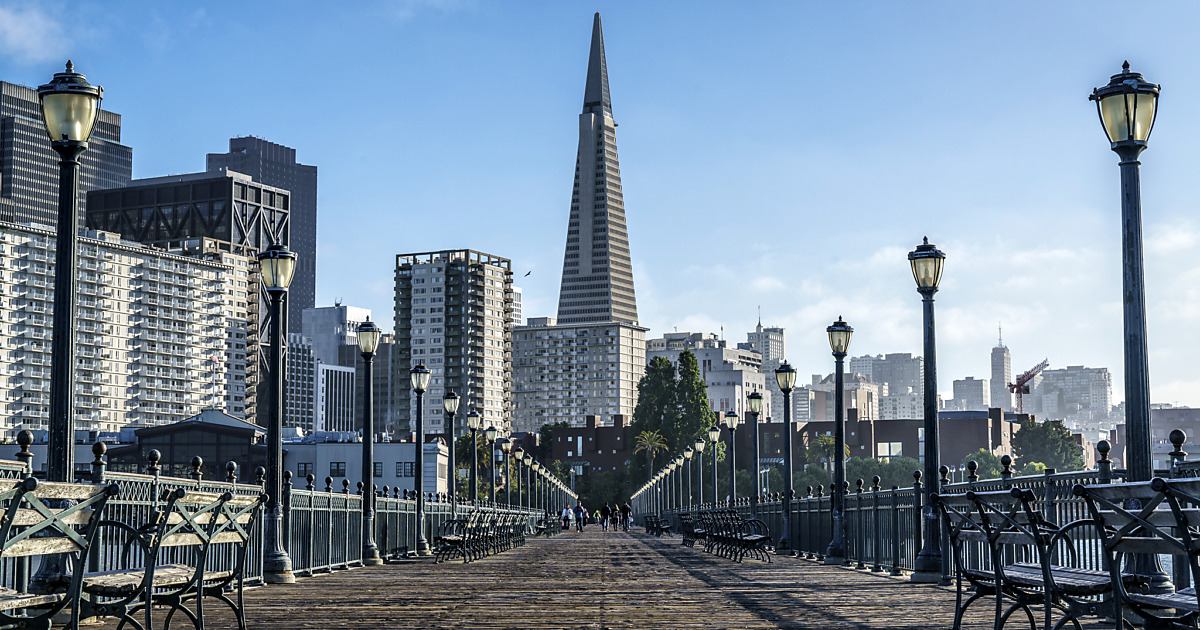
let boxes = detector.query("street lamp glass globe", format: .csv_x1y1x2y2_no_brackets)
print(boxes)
356,318,382,354
908,237,946,291
747,391,763,414
708,425,721,443
485,425,498,442
38,62,103,143
684,447,694,459
827,317,853,355
724,411,740,431
501,439,512,453
694,437,706,453
1091,62,1160,144
442,391,460,415
675,456,684,466
775,361,797,392
466,410,482,431
512,447,523,460
668,461,676,471
409,364,431,392
256,245,298,292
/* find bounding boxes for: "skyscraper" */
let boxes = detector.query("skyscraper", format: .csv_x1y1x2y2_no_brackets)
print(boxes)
1,81,132,227
556,13,638,326
991,328,1013,412
207,137,317,333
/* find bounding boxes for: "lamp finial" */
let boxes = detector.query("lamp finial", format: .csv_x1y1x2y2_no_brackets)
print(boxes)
1122,60,1130,73
65,60,73,73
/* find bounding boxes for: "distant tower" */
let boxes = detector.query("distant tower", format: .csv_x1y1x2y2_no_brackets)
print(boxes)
991,325,1013,412
555,12,638,325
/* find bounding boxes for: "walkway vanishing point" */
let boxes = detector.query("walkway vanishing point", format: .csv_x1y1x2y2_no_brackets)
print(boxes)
94,529,1108,629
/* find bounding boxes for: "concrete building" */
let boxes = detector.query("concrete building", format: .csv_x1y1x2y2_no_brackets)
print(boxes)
394,250,513,437
741,321,788,421
550,414,632,474
950,377,990,411
511,286,523,327
0,222,238,437
302,304,371,365
283,436,448,496
1035,365,1113,424
800,408,1020,467
207,137,317,333
803,372,880,422
1151,407,1200,471
317,364,356,433
284,333,317,432
852,352,925,419
339,334,398,435
649,331,772,419
991,330,1013,412
0,80,132,227
512,317,646,434
555,13,638,326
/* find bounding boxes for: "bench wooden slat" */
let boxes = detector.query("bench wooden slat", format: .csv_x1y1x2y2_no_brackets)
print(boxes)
0,587,63,611
8,507,93,527
3,536,83,557
29,481,106,501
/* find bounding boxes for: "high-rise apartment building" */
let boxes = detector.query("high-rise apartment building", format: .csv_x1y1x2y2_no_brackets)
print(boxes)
285,333,317,432
1036,365,1112,423
1,80,132,227
339,334,397,436
394,250,513,436
302,304,371,365
207,137,317,333
512,317,646,434
511,287,523,327
950,377,990,411
653,332,771,418
991,331,1013,412
555,13,638,326
0,222,241,437
741,321,786,421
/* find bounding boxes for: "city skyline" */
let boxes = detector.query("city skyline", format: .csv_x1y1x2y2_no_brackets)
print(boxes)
5,3,1200,405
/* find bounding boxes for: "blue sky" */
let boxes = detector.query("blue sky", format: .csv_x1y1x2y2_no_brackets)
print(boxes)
4,1,1200,406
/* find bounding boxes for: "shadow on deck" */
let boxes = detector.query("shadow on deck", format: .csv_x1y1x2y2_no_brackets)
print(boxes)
89,530,1109,629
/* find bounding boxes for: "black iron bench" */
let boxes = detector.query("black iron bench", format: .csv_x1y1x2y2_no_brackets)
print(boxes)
699,509,771,562
644,515,671,537
0,477,117,630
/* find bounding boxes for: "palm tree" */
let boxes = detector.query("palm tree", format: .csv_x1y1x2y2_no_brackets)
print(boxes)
807,434,849,472
633,430,668,477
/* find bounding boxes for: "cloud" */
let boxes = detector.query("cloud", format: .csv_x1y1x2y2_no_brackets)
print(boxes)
750,276,785,292
0,4,65,64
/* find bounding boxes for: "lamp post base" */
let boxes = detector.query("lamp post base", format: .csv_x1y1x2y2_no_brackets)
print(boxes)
263,553,296,584
823,555,846,566
415,539,432,556
909,569,941,583
362,547,383,566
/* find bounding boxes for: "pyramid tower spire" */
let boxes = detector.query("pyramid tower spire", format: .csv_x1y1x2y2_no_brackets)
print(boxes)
583,12,611,117
556,13,637,325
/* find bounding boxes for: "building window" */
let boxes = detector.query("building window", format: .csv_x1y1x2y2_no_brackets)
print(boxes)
373,462,383,478
330,462,346,477
297,462,314,479
877,442,903,461
396,462,416,477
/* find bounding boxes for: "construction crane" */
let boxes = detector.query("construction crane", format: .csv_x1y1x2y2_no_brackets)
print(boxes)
1008,359,1049,414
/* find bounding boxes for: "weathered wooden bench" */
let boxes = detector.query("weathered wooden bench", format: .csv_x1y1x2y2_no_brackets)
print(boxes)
0,477,118,630
644,515,671,537
80,487,266,630
1075,477,1200,630
701,509,771,563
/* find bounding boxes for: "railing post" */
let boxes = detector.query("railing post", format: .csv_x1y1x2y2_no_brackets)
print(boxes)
1000,455,1013,487
966,460,978,487
890,485,902,576
305,474,315,575
939,465,951,586
226,461,239,486
1097,441,1112,484
872,476,883,572
283,471,293,561
912,470,923,564
190,456,203,487
91,442,106,484
15,430,33,479
1170,430,1189,588
854,479,865,569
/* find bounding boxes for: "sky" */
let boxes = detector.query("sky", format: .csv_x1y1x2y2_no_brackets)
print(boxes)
4,1,1200,406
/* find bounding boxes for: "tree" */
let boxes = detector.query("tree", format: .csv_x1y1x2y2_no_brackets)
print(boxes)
453,430,492,499
673,350,715,452
961,448,1003,480
806,435,849,471
794,464,831,496
633,430,669,476
1011,418,1085,472
630,356,679,481
537,421,570,461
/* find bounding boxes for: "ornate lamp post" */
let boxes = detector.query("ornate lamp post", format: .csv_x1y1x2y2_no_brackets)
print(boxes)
747,392,763,516
909,238,947,583
724,411,740,506
693,437,706,505
501,438,513,505
825,316,853,564
410,363,432,556
442,391,460,515
356,318,383,566
1090,63,1159,483
1091,62,1169,593
675,455,686,508
39,62,103,483
512,447,523,508
668,460,678,510
485,424,499,503
708,424,720,507
466,411,482,503
683,448,694,507
257,244,297,583
522,453,533,508
775,361,798,552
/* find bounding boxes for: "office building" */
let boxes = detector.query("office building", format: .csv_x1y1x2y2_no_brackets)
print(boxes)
208,137,317,332
1035,365,1113,423
991,331,1013,412
0,222,238,437
555,13,638,325
284,333,317,432
302,303,371,365
317,364,356,433
512,317,646,434
949,377,990,411
511,286,523,327
741,321,787,421
0,80,132,227
394,250,513,437
651,331,771,418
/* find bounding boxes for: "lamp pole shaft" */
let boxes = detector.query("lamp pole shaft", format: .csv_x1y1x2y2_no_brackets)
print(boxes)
360,352,380,565
48,142,85,483
489,442,496,503
505,452,511,505
711,442,718,510
781,389,794,552
469,429,478,503
728,428,737,507
414,391,429,555
446,412,456,517
750,411,761,516
263,291,295,582
913,290,943,581
827,353,847,562
695,455,701,506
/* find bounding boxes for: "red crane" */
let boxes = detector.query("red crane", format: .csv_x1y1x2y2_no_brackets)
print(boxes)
1008,359,1049,414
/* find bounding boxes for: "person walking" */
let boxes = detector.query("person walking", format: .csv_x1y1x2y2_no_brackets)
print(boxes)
620,501,632,532
573,501,586,532
599,503,612,532
560,505,571,531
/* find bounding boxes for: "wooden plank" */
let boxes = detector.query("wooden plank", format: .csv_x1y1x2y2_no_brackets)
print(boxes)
8,507,93,527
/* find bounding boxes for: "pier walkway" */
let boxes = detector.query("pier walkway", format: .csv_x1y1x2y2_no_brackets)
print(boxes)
93,529,1100,629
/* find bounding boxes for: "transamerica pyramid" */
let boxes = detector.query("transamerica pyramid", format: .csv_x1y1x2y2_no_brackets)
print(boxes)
555,12,639,325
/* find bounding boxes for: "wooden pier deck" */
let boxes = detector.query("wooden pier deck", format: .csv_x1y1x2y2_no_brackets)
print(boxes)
91,529,1105,629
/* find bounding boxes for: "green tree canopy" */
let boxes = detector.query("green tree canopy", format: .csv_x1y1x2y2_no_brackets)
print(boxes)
633,430,669,475
1011,418,1084,472
673,350,716,451
961,448,1004,480
806,435,850,471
